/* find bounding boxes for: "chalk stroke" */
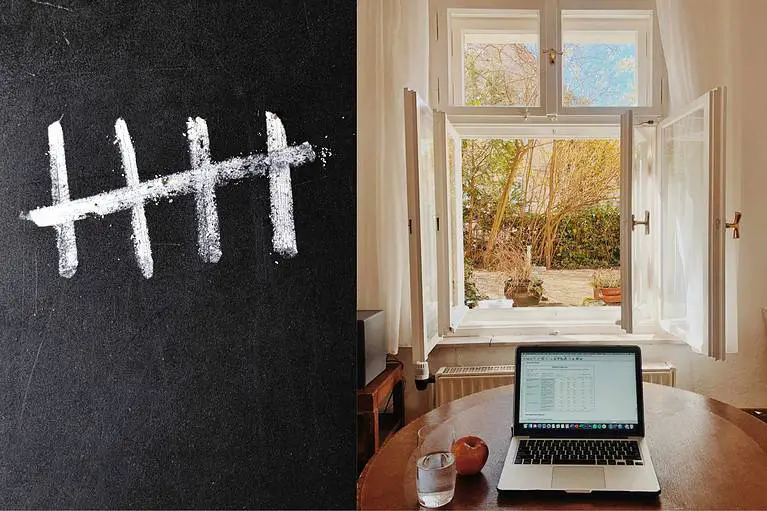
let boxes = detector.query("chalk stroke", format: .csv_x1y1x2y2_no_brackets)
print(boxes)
186,117,222,264
267,112,297,257
115,118,154,278
47,121,78,278
22,113,315,278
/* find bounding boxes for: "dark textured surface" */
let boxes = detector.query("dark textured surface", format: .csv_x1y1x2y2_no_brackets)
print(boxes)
0,1,355,508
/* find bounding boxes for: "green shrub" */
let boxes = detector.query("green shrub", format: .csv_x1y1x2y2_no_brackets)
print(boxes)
463,204,621,271
552,205,620,269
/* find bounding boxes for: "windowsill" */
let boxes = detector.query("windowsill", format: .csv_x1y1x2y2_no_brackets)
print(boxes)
452,305,624,336
439,305,685,348
437,333,686,349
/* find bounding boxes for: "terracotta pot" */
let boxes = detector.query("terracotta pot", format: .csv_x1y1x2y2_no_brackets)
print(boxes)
505,281,542,307
599,287,622,304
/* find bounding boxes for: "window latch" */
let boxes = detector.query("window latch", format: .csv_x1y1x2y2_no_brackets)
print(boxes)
725,211,742,239
543,48,563,64
631,210,650,235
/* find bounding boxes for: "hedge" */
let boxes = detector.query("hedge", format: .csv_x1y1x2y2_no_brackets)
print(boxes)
551,204,620,269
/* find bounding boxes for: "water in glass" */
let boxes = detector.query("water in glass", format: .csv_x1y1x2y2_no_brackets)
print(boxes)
416,451,456,508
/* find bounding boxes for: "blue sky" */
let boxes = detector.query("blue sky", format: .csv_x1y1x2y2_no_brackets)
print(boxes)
562,43,637,106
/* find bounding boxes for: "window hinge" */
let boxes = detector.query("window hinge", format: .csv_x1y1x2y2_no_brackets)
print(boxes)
409,218,413,234
436,216,440,231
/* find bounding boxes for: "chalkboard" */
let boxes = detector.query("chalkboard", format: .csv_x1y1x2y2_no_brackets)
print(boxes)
0,1,355,508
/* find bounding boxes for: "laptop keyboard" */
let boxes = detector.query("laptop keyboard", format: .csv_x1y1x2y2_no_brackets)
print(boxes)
514,439,643,466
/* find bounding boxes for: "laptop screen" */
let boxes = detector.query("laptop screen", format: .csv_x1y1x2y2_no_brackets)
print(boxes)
515,348,643,436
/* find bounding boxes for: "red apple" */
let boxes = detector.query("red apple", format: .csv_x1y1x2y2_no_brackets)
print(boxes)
451,435,489,476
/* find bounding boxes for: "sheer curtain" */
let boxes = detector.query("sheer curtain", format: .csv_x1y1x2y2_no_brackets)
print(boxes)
656,0,740,354
656,0,725,108
357,1,430,354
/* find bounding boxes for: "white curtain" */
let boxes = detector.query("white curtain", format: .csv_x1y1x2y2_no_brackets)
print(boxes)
655,0,740,354
357,0,430,354
656,0,725,108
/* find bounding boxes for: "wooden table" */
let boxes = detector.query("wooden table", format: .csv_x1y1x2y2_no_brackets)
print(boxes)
357,383,767,509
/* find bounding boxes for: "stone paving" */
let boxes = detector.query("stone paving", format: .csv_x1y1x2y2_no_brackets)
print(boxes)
473,269,597,306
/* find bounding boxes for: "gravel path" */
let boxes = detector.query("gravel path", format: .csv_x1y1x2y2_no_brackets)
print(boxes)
473,269,596,306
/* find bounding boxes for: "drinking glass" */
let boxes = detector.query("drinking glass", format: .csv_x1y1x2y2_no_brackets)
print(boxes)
416,422,456,508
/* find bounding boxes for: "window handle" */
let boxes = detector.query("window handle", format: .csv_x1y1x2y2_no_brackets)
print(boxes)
631,210,650,235
726,211,742,239
543,48,563,64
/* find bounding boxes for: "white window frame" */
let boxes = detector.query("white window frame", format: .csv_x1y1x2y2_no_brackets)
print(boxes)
450,10,544,112
438,122,639,338
422,96,731,360
559,9,655,114
417,0,734,360
405,89,441,361
430,0,667,121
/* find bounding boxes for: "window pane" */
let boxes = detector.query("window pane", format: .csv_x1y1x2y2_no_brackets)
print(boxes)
631,125,655,324
561,10,653,107
659,107,708,352
455,11,540,107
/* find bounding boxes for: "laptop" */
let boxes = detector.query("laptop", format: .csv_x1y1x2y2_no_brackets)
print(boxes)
497,345,661,495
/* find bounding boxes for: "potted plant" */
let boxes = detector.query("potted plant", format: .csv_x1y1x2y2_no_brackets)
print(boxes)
591,268,621,305
504,262,544,307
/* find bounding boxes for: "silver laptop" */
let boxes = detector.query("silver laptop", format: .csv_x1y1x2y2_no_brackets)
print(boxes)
498,345,660,495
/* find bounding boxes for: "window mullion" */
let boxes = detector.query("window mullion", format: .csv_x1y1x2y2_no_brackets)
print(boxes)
543,0,560,116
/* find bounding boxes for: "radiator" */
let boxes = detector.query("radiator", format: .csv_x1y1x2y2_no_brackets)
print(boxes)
434,362,676,407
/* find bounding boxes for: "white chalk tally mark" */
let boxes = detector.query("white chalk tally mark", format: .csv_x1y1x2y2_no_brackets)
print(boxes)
22,113,315,278
267,112,297,258
115,118,154,279
47,122,78,279
186,117,222,264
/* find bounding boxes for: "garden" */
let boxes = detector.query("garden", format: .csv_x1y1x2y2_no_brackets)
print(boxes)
462,139,623,309
461,37,626,309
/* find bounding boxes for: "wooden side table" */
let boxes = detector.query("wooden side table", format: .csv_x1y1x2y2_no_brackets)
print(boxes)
357,360,405,474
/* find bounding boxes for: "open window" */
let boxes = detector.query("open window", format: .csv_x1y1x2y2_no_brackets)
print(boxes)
407,87,735,361
434,111,469,333
652,87,734,359
613,87,734,357
416,1,736,361
404,89,440,365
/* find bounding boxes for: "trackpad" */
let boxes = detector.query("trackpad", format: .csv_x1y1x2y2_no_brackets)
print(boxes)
551,467,606,491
